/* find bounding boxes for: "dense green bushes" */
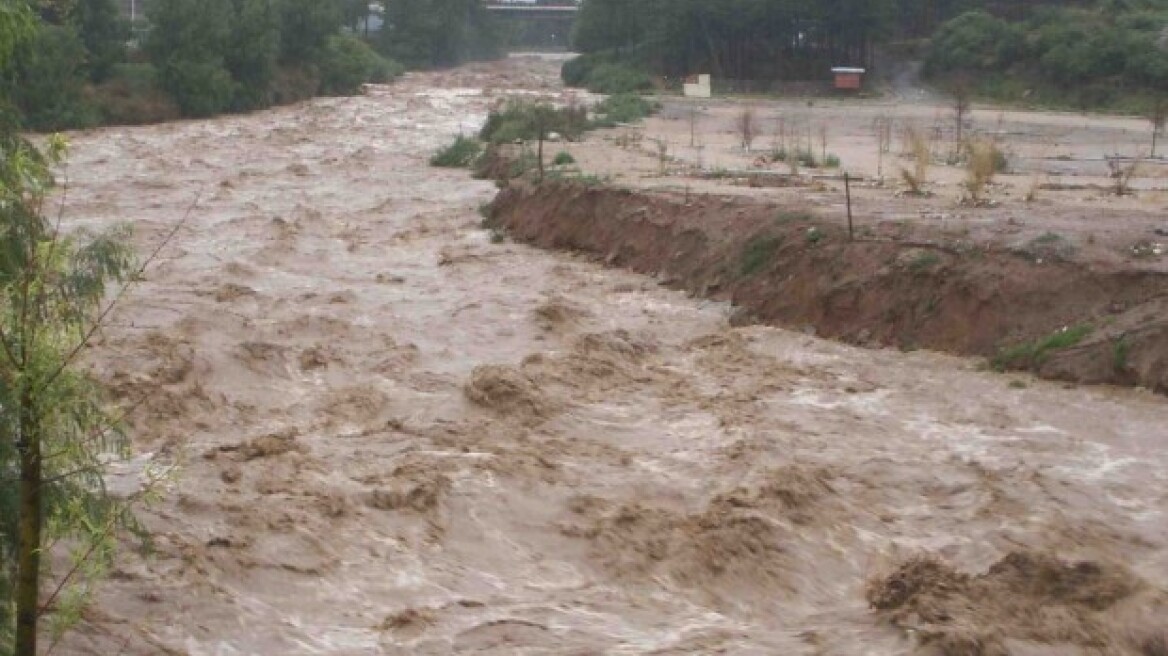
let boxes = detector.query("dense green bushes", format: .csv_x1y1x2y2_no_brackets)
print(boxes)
319,35,404,96
925,6,1168,109
569,0,888,81
9,24,96,130
923,11,1026,74
146,0,401,117
1,0,404,130
592,93,656,126
583,63,653,94
561,51,653,93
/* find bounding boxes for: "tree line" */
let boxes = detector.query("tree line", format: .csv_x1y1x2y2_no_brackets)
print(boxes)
923,1,1168,109
568,0,1164,106
0,0,505,131
572,0,892,81
568,0,1064,80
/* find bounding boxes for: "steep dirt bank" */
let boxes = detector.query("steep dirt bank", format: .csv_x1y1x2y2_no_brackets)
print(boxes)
486,181,1168,392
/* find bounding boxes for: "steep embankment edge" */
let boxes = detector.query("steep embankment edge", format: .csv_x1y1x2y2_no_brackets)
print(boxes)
486,181,1168,392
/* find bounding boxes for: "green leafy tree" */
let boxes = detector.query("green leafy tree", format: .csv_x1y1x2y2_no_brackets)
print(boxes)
279,0,342,64
0,2,35,69
225,0,281,110
146,0,235,117
380,0,500,68
33,0,75,24
571,0,652,53
71,0,124,82
9,23,94,130
318,33,400,95
0,126,141,656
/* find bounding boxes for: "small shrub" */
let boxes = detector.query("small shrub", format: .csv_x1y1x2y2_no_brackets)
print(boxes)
561,50,619,87
481,100,540,144
740,235,782,276
571,173,609,186
776,210,814,223
430,135,483,168
508,148,539,179
553,151,575,166
480,100,587,145
1024,231,1076,261
592,93,656,127
1113,337,1130,372
900,127,932,195
992,325,1092,371
738,107,757,151
824,153,841,168
909,251,941,272
806,227,825,244
991,146,1009,172
1106,156,1139,196
584,63,652,94
773,147,818,167
561,54,593,87
964,139,1000,203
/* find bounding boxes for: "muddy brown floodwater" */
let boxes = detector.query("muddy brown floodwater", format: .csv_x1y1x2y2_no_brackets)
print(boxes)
55,56,1168,655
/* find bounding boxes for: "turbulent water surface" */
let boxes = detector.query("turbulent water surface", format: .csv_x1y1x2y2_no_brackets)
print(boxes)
54,56,1168,655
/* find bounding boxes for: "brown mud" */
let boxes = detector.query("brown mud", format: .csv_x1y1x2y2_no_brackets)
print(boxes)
486,181,1168,391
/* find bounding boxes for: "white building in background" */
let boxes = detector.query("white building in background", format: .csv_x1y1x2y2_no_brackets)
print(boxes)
684,74,712,98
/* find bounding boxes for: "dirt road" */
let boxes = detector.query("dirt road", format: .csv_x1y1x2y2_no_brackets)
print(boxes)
57,57,1167,654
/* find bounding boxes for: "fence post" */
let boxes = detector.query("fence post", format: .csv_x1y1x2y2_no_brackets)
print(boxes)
845,172,854,241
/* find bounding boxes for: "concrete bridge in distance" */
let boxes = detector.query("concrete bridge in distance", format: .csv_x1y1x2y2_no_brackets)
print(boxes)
485,1,579,51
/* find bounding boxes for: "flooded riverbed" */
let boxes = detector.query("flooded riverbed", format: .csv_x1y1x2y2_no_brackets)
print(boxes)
57,56,1167,655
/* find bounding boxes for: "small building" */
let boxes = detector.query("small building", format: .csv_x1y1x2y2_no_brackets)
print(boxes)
683,74,712,98
831,67,866,91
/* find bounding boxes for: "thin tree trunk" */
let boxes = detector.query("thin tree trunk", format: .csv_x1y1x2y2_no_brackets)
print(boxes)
15,399,42,656
538,133,545,182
